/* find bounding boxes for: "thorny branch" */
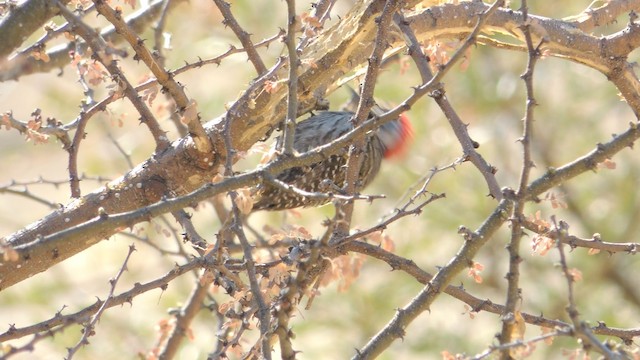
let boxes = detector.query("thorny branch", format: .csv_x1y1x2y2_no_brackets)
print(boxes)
499,1,540,355
281,0,300,156
334,0,402,238
55,2,169,141
66,244,137,359
394,7,502,200
155,280,210,359
553,217,624,359
91,0,211,154
1,0,178,81
3,0,640,358
213,0,268,75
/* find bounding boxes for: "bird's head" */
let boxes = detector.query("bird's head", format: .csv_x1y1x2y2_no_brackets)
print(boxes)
378,112,413,159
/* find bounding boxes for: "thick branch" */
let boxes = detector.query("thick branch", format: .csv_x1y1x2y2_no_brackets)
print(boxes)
0,0,71,59
0,0,179,81
3,0,640,294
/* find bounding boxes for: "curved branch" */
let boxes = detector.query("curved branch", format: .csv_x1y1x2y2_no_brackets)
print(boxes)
0,0,71,59
3,0,640,296
0,0,180,81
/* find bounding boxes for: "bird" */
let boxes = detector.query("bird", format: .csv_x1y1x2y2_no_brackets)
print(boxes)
251,96,413,211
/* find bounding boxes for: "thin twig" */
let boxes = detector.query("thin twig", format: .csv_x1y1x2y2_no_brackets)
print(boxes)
67,244,136,359
91,0,212,154
337,192,444,246
352,198,513,359
334,0,402,238
0,259,203,343
394,6,503,200
264,173,385,204
522,218,639,254
156,280,210,359
213,0,268,75
230,203,272,360
552,217,624,359
499,1,540,353
472,330,567,360
221,102,272,360
281,0,300,156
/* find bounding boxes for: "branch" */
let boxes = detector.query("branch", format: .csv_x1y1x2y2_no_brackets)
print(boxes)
66,244,136,359
1,0,424,291
568,0,639,32
156,279,210,359
522,219,639,254
1,0,179,81
394,8,502,200
91,0,212,154
353,197,513,359
0,259,202,342
334,0,402,237
281,0,300,156
341,241,637,343
499,1,540,353
213,0,268,75
553,217,624,358
0,0,72,59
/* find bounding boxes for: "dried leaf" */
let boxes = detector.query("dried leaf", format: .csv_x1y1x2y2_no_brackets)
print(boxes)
3,246,19,262
511,310,526,341
532,234,554,256
568,268,583,282
541,326,555,345
467,261,484,284
234,188,254,215
180,99,198,125
601,158,616,169
300,12,322,29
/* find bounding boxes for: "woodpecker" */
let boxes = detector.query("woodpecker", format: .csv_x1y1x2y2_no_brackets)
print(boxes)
252,104,412,211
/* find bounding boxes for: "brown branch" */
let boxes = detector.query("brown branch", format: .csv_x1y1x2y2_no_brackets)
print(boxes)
221,93,273,358
264,173,385,204
337,192,445,245
56,2,170,155
342,240,640,343
526,122,640,200
499,2,540,353
552,217,623,358
522,219,639,254
66,244,136,359
353,197,513,359
394,9,502,200
231,201,272,359
1,0,178,81
156,279,210,359
91,0,211,154
0,259,202,342
213,0,268,75
281,0,300,156
405,2,640,112
568,0,639,32
474,330,568,360
334,0,402,238
0,0,72,59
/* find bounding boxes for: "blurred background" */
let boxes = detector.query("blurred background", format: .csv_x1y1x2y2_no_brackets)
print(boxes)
0,0,639,359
